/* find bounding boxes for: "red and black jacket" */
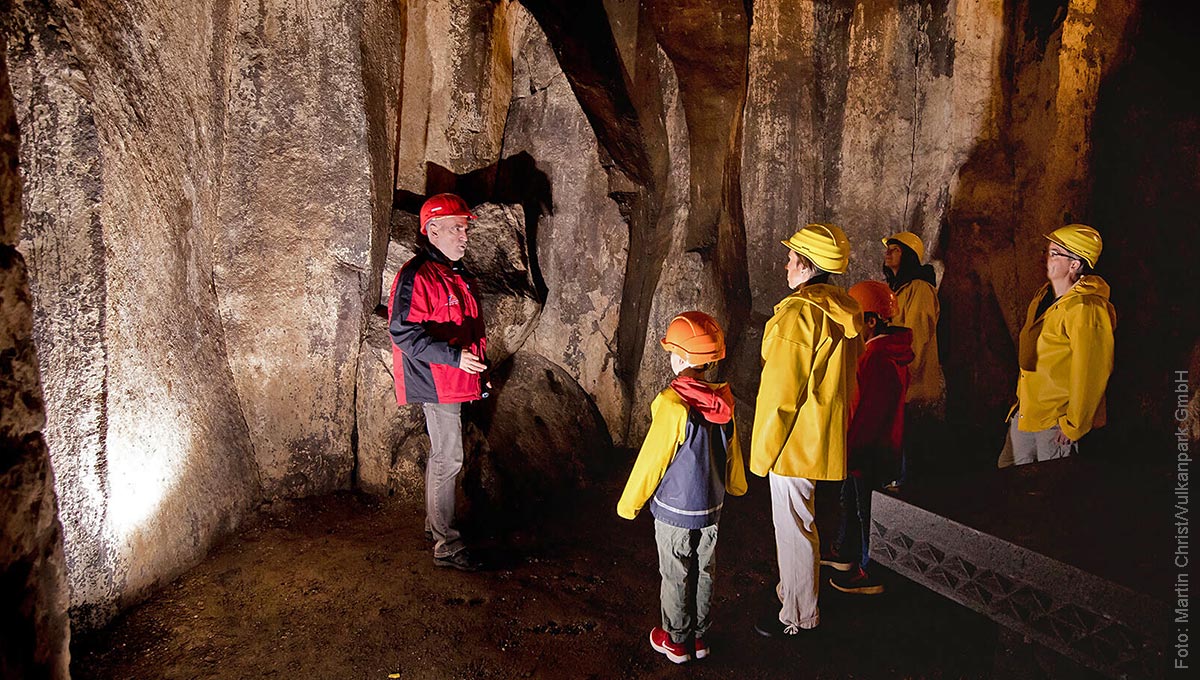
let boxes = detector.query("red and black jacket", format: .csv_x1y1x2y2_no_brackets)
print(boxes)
387,244,487,404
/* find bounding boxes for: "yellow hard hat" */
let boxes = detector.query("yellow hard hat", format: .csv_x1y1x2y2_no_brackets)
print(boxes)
782,223,851,274
1045,224,1102,268
881,231,925,262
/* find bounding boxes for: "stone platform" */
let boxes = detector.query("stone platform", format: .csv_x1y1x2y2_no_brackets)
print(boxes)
870,458,1171,679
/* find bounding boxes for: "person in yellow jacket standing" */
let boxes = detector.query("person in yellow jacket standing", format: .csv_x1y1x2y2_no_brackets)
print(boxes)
882,231,944,483
998,224,1116,467
750,224,863,637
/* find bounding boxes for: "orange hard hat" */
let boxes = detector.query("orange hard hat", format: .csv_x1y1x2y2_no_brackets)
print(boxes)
419,193,476,234
848,280,898,320
660,311,726,364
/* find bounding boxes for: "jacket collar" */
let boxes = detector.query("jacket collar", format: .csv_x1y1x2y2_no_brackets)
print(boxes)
422,241,471,276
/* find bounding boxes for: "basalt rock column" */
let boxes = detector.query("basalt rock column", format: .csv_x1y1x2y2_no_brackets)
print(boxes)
742,0,1005,310
394,0,513,195
500,3,631,440
214,0,402,498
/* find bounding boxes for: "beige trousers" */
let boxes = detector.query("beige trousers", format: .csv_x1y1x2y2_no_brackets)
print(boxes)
769,472,820,631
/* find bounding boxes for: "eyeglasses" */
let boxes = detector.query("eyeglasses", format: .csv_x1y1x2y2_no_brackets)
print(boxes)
1047,249,1080,261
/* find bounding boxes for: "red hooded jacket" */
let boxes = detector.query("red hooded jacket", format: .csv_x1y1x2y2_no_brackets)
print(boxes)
847,327,914,475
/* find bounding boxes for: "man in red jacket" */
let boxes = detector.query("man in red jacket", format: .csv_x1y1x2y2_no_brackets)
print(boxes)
824,281,913,594
388,193,488,571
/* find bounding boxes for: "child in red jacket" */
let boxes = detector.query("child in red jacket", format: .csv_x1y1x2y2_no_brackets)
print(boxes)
824,281,913,594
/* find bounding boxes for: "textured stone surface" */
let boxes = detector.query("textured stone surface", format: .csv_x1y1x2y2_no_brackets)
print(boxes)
6,0,403,628
742,0,1004,312
7,0,261,628
394,0,513,193
502,4,631,441
628,46,731,438
213,0,397,499
354,314,429,500
0,33,70,678
461,350,614,520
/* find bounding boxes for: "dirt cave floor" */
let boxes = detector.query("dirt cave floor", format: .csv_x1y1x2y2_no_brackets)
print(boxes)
73,471,1008,679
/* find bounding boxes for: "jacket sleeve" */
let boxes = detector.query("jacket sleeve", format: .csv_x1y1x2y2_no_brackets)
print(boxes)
388,268,462,366
750,308,816,477
1058,300,1115,440
617,394,686,519
726,418,748,496
907,283,939,371
847,351,902,467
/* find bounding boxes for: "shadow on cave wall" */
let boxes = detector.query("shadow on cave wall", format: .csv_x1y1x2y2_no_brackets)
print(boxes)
1087,1,1200,460
393,153,553,304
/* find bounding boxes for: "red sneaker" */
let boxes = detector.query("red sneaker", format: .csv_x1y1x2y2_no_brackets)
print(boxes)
649,627,690,664
694,636,709,660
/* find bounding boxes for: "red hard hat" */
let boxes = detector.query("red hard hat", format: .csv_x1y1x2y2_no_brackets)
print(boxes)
419,193,476,234
848,280,898,320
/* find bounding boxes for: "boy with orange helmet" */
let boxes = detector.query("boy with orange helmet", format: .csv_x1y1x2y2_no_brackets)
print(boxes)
617,311,747,664
823,281,914,595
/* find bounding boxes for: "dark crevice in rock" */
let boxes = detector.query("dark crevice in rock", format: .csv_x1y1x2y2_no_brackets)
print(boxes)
519,0,652,187
1023,0,1070,53
812,0,854,219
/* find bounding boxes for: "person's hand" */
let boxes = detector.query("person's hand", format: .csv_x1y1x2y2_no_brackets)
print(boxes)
458,350,486,374
1053,430,1074,447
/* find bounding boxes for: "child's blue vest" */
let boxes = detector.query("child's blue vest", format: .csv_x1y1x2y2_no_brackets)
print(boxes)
650,410,733,529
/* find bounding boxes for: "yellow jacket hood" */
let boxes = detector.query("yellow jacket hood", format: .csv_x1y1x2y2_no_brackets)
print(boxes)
774,283,862,340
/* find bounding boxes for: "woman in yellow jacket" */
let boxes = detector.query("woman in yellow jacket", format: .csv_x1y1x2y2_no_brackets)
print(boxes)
998,225,1116,467
750,224,863,638
882,231,944,482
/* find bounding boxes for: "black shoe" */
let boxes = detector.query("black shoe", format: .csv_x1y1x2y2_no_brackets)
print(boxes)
754,613,801,638
830,566,884,595
434,549,482,572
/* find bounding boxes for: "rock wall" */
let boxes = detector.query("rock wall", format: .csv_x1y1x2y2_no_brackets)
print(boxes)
2,0,1195,658
394,0,513,194
742,0,1005,312
500,3,631,440
213,0,400,498
3,0,403,630
5,0,260,628
0,29,70,679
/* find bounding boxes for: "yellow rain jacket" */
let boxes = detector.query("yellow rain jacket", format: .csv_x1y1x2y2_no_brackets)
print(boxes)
750,284,863,480
893,279,945,404
616,385,747,520
1014,275,1116,441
